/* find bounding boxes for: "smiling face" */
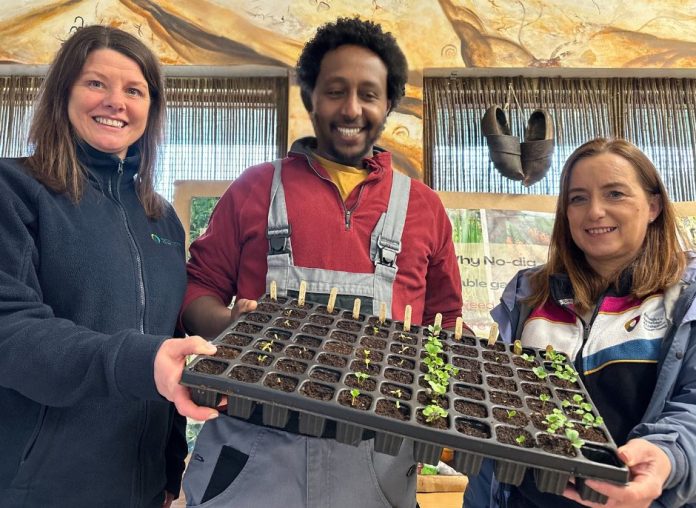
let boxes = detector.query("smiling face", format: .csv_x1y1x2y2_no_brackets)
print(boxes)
309,44,390,166
566,152,662,278
68,48,150,159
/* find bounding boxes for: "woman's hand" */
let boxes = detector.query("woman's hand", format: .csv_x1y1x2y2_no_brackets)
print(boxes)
563,438,671,507
153,336,219,421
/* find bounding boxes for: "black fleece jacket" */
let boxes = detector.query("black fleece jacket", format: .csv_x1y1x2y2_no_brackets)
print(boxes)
0,143,187,507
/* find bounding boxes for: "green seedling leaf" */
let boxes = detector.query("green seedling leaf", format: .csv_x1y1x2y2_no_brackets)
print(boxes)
350,388,360,406
532,366,548,379
565,428,585,449
423,404,448,422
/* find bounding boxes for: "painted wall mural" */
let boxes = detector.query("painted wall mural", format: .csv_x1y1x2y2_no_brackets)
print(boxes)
2,0,696,178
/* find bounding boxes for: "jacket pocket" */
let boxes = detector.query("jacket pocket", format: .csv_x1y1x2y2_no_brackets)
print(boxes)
20,405,47,463
10,405,50,489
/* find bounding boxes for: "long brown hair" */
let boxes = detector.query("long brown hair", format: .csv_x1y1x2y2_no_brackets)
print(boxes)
27,25,165,218
528,138,685,313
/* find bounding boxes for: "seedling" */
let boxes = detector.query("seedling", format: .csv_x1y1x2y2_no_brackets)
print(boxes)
420,324,457,422
257,354,268,363
561,394,604,428
362,349,372,369
423,324,459,396
545,408,573,434
515,434,527,445
565,428,585,449
532,366,548,380
422,404,448,423
554,364,579,384
389,388,403,399
354,372,369,385
566,394,592,414
350,388,360,407
506,409,517,419
372,326,380,334
544,346,579,383
398,345,409,355
545,345,556,361
260,340,274,353
521,353,535,363
539,393,551,409
582,412,604,428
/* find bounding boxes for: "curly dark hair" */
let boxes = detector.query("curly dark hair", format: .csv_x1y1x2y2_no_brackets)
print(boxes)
296,17,408,114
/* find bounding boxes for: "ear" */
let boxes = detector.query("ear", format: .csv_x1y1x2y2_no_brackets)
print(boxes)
300,87,313,113
648,193,663,223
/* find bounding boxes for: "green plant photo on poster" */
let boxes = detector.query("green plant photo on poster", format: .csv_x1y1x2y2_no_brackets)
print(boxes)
189,197,220,244
449,209,483,244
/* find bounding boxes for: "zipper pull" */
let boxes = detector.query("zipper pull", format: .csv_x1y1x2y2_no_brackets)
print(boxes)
344,210,352,230
118,159,124,174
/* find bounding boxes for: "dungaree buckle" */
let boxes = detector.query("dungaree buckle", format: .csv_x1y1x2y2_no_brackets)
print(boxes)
267,226,292,255
376,236,401,267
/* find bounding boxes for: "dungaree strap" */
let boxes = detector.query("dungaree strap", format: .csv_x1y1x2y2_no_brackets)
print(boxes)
371,171,411,317
266,159,292,295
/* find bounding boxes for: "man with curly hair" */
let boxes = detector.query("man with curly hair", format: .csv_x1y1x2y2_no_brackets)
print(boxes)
181,17,465,508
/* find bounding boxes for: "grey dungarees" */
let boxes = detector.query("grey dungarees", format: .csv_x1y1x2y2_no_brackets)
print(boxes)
184,159,417,508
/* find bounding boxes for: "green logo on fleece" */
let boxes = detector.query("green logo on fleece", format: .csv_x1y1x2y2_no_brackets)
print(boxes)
151,233,181,247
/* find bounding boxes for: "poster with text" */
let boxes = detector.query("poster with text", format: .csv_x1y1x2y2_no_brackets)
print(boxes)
448,208,554,337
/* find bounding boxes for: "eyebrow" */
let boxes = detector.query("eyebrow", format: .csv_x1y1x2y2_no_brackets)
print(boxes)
320,76,382,89
568,181,631,193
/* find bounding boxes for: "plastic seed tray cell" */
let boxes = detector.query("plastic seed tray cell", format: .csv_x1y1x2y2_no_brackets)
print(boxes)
181,295,629,501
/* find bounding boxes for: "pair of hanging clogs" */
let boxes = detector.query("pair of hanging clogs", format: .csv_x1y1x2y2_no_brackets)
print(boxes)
481,106,555,186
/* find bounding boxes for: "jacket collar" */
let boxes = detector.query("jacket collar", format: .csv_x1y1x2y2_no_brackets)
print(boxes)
76,140,141,189
288,136,392,175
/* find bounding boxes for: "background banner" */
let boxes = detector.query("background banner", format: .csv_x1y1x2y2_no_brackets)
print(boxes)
448,208,554,336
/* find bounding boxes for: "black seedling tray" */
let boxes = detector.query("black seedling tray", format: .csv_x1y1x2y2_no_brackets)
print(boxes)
181,295,628,502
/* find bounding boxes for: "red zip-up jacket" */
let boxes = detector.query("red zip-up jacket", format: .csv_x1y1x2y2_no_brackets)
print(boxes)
183,138,463,329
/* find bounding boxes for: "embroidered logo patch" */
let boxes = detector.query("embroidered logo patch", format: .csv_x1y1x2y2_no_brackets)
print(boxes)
624,315,640,332
151,233,180,247
643,310,667,331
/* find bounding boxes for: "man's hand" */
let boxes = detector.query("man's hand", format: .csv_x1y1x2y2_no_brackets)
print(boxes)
154,336,219,421
230,298,257,321
563,438,671,507
162,491,176,508
182,296,258,338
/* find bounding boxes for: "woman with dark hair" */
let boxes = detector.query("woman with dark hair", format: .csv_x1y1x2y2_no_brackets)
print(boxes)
0,25,217,507
465,138,696,507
